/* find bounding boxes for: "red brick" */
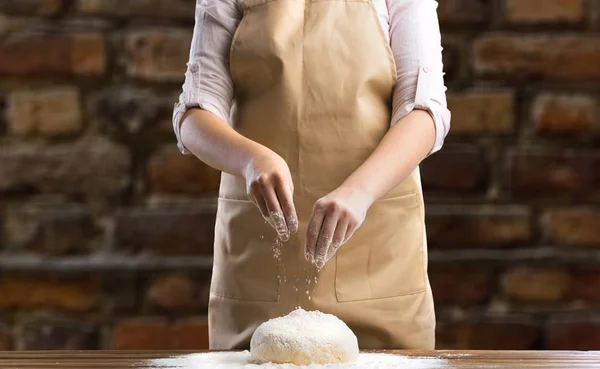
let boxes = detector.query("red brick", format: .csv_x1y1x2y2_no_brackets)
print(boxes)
501,267,571,303
147,274,198,312
0,32,105,77
16,319,98,350
541,208,600,248
548,320,600,350
5,205,95,255
0,276,98,312
447,90,515,134
158,117,174,134
124,29,191,82
76,0,193,20
426,206,531,249
0,325,11,350
0,137,130,196
114,206,216,255
441,38,460,81
421,145,487,191
506,149,600,195
504,0,585,24
430,268,490,305
7,87,82,137
474,35,600,79
113,318,209,350
592,0,600,30
532,94,597,135
198,278,210,311
568,270,600,303
0,0,63,16
101,274,139,313
148,145,221,195
437,321,541,350
89,87,167,135
437,0,487,24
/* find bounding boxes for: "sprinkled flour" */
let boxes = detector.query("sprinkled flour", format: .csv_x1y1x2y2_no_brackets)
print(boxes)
148,351,448,369
271,236,283,261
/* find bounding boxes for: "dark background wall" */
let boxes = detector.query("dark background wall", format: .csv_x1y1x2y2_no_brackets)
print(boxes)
0,0,599,351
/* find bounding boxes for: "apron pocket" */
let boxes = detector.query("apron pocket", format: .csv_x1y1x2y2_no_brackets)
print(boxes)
335,193,426,302
211,197,281,302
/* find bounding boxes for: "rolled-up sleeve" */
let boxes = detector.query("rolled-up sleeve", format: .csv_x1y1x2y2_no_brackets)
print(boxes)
173,0,242,154
387,0,451,154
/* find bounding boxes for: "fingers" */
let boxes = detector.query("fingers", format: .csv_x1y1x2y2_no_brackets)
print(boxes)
249,171,299,241
244,152,300,241
262,185,289,241
249,183,269,219
305,203,325,263
325,217,349,263
344,217,359,244
275,176,298,235
314,213,338,268
306,196,364,268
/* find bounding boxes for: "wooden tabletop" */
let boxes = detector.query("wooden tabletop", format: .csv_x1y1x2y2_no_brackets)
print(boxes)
0,350,599,368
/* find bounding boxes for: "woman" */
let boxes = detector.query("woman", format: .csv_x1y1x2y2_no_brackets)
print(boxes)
173,0,450,350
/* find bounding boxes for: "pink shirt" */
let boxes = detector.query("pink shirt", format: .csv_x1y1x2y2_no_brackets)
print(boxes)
173,0,451,155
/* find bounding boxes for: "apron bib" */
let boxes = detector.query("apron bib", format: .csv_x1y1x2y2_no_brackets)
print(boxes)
209,0,435,350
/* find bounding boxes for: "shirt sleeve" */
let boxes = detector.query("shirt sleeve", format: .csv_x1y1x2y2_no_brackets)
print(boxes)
387,0,451,155
172,0,242,155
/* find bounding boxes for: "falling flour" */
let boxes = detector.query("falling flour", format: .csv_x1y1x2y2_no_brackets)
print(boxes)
147,351,448,369
271,236,283,261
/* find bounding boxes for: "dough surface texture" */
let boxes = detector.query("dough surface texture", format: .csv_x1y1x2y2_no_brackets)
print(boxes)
250,309,359,365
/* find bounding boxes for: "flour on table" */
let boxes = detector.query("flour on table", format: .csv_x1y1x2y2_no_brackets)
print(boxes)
147,351,447,368
250,309,358,365
147,311,447,368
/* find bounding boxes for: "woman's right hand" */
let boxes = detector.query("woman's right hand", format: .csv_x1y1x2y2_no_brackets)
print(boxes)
244,149,298,241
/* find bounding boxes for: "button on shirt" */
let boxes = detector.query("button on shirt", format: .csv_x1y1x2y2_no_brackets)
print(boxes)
173,0,451,155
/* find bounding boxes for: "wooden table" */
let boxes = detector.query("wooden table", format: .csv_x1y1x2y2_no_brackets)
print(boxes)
0,350,599,368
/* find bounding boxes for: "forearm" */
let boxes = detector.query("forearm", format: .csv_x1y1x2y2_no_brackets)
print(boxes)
180,108,270,178
341,110,435,202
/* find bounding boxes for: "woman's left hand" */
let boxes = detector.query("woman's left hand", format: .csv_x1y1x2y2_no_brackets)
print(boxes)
305,186,374,268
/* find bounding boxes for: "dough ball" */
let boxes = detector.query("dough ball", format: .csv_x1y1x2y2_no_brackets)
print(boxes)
250,309,359,365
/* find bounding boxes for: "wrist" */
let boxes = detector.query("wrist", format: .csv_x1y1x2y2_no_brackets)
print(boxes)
240,143,273,180
337,182,376,208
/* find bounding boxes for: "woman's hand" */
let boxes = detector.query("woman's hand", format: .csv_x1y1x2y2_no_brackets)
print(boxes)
305,186,374,268
244,149,298,241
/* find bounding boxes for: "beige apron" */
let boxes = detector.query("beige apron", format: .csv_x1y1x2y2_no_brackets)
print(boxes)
209,0,435,350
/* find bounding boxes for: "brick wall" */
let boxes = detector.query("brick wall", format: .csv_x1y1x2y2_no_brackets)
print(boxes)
0,0,599,351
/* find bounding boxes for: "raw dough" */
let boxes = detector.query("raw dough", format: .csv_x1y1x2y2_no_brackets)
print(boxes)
250,309,359,365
